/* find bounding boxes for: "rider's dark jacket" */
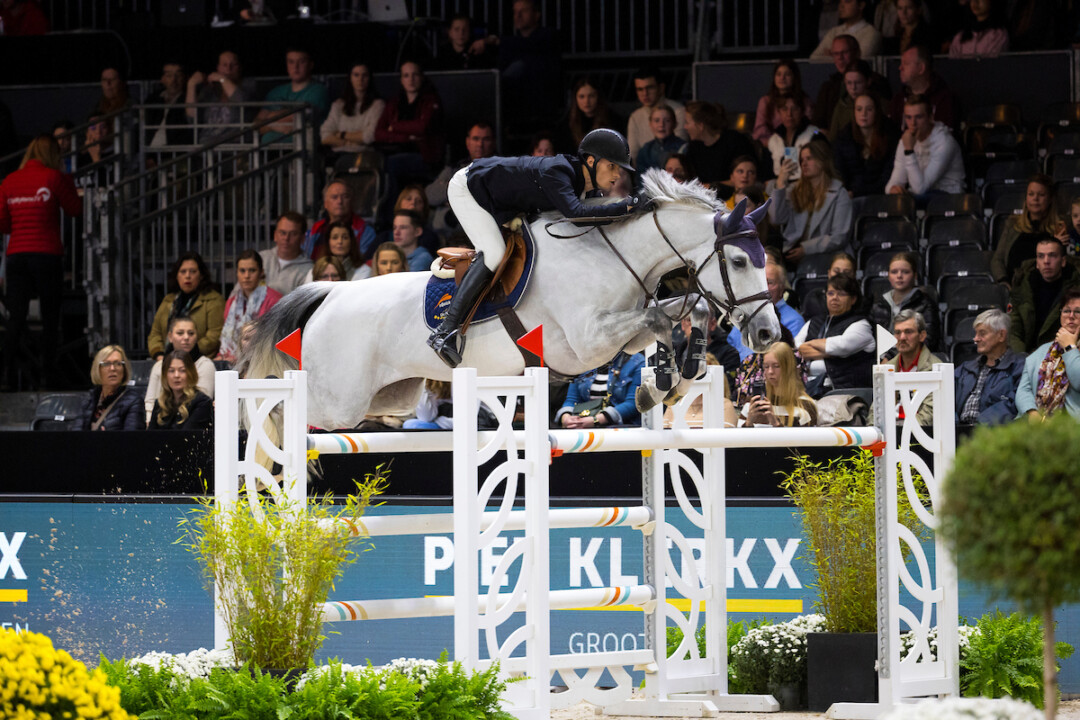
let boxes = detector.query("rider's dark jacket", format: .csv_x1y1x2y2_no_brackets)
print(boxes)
465,155,632,225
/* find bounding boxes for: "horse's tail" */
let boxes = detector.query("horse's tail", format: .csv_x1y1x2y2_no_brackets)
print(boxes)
236,283,333,380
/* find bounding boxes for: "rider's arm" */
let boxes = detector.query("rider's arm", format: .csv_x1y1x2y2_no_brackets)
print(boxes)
539,165,633,221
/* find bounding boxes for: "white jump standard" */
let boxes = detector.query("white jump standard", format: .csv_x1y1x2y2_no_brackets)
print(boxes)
213,363,958,719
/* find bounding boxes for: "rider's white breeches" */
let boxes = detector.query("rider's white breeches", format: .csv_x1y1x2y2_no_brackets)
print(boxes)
448,166,505,273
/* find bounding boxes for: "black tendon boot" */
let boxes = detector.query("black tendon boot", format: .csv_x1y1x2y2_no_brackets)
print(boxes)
428,255,495,368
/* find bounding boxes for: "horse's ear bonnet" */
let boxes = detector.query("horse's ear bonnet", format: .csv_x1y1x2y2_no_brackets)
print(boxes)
713,197,770,269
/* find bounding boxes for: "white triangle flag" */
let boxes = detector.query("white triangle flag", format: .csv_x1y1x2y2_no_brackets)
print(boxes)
876,324,897,360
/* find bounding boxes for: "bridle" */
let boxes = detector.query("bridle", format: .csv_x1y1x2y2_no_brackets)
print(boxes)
546,205,772,326
679,210,773,328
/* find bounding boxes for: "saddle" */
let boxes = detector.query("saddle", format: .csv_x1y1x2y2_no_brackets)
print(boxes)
435,223,528,332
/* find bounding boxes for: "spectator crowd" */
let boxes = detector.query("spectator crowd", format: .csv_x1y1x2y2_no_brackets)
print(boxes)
2,0,1079,430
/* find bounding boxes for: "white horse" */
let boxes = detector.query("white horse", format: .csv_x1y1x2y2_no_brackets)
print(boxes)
241,169,780,430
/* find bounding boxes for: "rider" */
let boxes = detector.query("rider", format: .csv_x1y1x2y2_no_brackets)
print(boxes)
428,127,639,367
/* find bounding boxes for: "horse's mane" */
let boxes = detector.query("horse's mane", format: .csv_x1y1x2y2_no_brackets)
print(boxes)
639,168,721,211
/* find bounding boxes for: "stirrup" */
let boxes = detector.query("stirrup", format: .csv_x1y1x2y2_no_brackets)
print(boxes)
429,327,464,368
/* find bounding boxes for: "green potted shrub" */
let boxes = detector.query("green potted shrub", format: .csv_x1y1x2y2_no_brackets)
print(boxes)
940,415,1080,720
780,451,926,711
179,469,386,672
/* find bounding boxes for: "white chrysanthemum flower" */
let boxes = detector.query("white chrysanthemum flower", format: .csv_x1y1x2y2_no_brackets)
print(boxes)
880,697,1041,720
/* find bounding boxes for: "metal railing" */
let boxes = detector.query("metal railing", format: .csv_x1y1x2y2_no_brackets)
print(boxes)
712,0,801,55
75,102,316,355
32,0,706,58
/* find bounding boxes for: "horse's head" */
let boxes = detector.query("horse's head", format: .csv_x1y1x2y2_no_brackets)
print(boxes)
638,169,780,352
702,198,781,353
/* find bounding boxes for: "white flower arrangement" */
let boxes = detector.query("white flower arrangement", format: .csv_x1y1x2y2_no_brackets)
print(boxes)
125,647,236,687
729,613,827,688
880,696,1041,720
898,625,980,662
296,657,444,691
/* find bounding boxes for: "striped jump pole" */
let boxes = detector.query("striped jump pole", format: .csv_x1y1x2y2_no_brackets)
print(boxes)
308,425,882,457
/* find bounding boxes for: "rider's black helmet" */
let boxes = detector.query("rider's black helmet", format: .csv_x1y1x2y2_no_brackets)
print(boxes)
578,128,634,172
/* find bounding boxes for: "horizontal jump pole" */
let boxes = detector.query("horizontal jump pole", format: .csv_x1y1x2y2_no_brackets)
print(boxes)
322,584,655,622
309,426,881,456
321,506,654,538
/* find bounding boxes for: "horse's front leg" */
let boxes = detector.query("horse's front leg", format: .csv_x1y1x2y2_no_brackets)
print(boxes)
580,308,680,413
671,297,712,401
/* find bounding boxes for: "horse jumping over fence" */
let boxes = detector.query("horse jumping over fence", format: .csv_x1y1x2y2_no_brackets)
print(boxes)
240,169,780,430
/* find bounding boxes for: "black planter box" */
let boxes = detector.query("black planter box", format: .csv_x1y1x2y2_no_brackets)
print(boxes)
806,632,879,711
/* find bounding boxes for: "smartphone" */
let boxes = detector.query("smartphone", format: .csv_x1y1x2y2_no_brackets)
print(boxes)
751,380,766,399
782,146,797,162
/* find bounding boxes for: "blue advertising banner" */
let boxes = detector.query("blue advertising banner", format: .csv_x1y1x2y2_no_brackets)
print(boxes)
2,500,1079,691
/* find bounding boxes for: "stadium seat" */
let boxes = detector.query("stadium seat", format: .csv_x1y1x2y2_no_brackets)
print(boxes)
981,159,1039,207
854,194,916,236
31,393,86,431
1051,156,1080,186
129,359,155,386
922,193,983,237
1036,101,1080,147
861,251,895,298
949,317,979,364
942,283,1008,341
1043,132,1080,176
964,105,1023,170
934,250,994,296
925,216,988,281
856,219,917,267
793,253,834,298
988,190,1026,250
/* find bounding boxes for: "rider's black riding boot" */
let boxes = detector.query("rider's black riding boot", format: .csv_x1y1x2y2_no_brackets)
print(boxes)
428,255,495,368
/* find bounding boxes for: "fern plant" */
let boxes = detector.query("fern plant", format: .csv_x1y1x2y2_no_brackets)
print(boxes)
961,611,1074,708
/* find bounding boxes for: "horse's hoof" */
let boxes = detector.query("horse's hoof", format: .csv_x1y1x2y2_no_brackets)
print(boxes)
635,386,659,413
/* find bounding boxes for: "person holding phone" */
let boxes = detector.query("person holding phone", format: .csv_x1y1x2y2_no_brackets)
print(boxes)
766,96,820,181
743,341,819,426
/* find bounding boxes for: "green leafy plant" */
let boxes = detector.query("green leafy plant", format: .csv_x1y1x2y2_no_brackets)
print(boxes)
780,451,927,633
665,617,773,692
940,415,1080,720
98,653,515,720
178,468,387,669
960,611,1073,708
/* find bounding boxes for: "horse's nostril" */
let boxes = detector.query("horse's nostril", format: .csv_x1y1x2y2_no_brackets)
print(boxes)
758,329,772,345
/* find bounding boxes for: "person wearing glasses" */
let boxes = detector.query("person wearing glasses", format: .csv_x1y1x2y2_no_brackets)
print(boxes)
76,345,143,431
1015,287,1080,421
794,273,875,396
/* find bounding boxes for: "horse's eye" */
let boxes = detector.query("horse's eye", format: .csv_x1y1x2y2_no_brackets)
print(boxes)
732,256,747,269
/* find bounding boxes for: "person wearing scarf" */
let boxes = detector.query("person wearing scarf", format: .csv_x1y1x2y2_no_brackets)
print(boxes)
1016,288,1080,420
76,344,142,431
219,250,282,364
147,251,225,359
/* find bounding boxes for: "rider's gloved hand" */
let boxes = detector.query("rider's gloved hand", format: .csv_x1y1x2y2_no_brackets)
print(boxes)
627,194,650,214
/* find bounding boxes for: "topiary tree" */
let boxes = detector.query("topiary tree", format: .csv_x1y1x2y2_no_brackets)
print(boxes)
939,414,1080,720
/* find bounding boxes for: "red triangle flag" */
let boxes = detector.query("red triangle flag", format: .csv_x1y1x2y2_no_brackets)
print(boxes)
517,325,544,367
275,328,303,370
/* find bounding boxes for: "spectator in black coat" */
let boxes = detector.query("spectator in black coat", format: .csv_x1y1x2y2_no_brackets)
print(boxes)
833,93,900,198
148,350,213,431
682,101,755,187
77,345,143,431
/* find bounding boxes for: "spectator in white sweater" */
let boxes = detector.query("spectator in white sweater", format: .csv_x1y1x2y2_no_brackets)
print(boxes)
884,94,965,203
811,0,883,61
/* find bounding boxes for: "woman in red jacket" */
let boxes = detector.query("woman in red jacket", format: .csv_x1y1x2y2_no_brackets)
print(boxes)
0,134,82,389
